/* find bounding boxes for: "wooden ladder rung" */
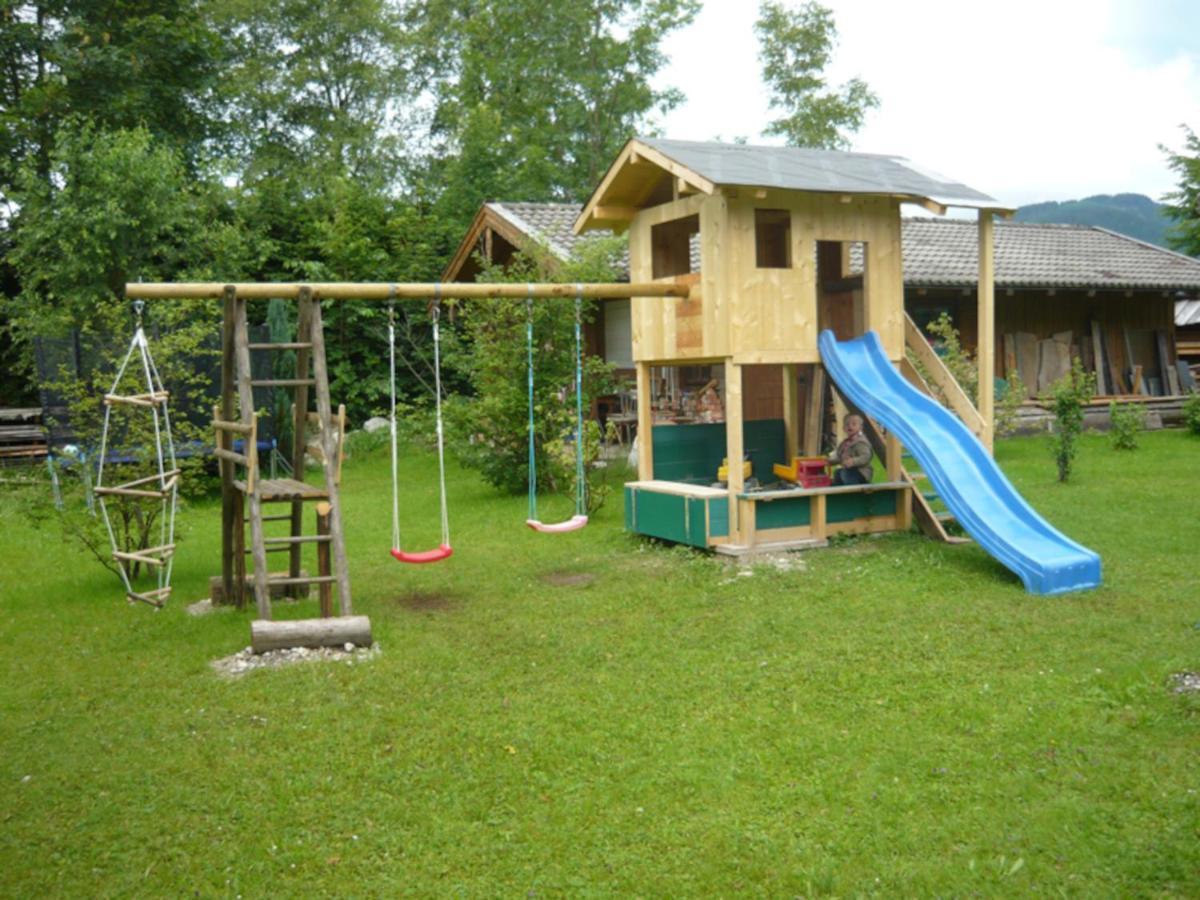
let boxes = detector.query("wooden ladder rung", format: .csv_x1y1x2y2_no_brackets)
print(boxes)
248,342,313,350
246,546,291,554
104,392,169,408
212,418,254,435
110,469,182,491
250,379,316,388
95,479,175,500
260,514,293,522
266,575,338,586
263,535,332,545
113,543,176,567
126,586,171,606
212,447,250,466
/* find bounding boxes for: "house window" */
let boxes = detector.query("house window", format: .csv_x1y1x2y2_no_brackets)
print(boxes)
651,215,700,278
755,209,791,268
603,299,633,368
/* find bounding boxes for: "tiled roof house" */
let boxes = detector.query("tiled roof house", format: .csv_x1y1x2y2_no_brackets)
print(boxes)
445,202,1200,393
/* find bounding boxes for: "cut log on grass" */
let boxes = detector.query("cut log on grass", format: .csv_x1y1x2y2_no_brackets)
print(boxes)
250,615,373,654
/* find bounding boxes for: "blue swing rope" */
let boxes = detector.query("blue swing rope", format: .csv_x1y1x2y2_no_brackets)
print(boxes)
526,288,538,523
526,284,587,524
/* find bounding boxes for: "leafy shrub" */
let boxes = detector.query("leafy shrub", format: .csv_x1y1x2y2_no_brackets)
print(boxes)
444,236,625,514
995,372,1028,438
1108,401,1145,450
1184,390,1200,436
1049,360,1096,482
923,312,979,405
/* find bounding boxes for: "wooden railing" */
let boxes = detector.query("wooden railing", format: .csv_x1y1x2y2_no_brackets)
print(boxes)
903,313,986,440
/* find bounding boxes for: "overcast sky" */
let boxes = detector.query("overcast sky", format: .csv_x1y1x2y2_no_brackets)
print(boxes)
654,0,1200,208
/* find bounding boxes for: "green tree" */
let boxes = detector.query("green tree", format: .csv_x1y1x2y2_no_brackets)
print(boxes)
0,0,223,190
1161,125,1200,257
408,0,700,223
755,0,878,149
446,235,625,514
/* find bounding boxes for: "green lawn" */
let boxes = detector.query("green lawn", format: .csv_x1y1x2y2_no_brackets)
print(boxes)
2,431,1197,896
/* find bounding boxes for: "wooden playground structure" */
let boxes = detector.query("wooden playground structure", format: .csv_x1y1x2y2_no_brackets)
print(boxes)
125,280,688,651
571,137,1011,553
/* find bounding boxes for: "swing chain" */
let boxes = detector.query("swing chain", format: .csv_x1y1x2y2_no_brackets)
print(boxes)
133,299,145,328
387,284,396,326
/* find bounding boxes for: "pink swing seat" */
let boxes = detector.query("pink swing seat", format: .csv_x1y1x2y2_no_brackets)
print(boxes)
525,514,588,534
391,544,454,564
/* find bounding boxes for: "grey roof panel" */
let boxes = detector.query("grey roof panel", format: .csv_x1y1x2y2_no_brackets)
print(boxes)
638,137,1001,209
485,202,1200,293
900,219,1200,290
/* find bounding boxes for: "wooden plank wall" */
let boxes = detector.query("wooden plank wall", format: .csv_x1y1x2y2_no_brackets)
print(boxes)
629,190,906,365
907,289,1176,385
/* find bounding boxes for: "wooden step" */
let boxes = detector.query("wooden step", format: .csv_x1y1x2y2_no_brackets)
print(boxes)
267,575,338,586
248,342,313,350
234,477,329,502
104,392,169,408
250,379,315,388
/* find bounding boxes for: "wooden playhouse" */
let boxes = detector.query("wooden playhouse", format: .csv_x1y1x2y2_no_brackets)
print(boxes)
574,138,1010,553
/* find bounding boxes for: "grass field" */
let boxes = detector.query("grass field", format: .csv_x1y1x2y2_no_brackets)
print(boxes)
1,430,1197,896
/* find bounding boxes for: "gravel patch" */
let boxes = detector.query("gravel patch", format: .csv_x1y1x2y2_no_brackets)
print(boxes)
211,643,381,678
1168,671,1200,694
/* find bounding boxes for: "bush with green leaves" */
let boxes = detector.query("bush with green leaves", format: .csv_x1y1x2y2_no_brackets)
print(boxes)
1049,360,1096,482
1184,390,1200,436
1108,401,1145,450
444,236,625,514
995,372,1028,438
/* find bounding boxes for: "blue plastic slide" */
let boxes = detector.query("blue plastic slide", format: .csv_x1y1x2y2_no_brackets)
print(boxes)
819,330,1101,595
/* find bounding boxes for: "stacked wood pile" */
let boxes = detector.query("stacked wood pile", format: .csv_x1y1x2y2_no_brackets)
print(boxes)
1002,323,1181,398
0,408,48,464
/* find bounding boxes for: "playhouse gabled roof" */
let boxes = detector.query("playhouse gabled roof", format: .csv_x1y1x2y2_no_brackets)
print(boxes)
574,137,1009,233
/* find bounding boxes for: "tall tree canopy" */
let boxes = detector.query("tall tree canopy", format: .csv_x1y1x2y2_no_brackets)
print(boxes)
408,0,700,223
1162,125,1200,257
755,0,877,150
0,0,223,193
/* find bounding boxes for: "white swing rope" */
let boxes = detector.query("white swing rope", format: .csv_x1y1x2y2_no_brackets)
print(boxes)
432,289,451,549
387,287,451,553
95,300,178,602
388,291,402,553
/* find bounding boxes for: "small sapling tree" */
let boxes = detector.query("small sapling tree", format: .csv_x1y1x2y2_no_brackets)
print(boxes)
1108,401,1145,450
1049,360,1096,482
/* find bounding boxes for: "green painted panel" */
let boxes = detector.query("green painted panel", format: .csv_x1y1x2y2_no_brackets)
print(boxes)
687,497,707,546
625,487,707,547
708,496,729,537
755,495,812,529
827,490,898,524
652,419,787,484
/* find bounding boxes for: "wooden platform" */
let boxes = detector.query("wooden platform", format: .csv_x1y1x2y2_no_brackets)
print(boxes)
233,477,329,502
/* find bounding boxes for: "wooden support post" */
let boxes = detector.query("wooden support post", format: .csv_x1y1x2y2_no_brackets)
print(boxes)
233,474,247,608
724,360,745,541
316,502,332,618
234,297,272,620
977,211,995,453
289,293,314,596
220,286,237,608
782,364,799,462
309,296,353,616
635,361,654,479
803,365,826,456
811,493,827,542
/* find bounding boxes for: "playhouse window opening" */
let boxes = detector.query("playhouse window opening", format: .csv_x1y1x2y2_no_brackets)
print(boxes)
651,214,700,278
755,209,792,268
816,240,868,340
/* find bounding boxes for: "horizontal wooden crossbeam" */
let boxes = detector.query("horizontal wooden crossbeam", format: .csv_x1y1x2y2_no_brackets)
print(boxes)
125,282,693,301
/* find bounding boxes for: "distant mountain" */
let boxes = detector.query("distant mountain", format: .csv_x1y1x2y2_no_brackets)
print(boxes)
1014,193,1172,248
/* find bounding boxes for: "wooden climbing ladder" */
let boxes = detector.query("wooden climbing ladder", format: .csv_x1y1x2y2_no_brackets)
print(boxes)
216,286,369,650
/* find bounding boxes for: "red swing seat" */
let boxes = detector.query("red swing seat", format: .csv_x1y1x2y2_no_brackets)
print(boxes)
391,544,453,564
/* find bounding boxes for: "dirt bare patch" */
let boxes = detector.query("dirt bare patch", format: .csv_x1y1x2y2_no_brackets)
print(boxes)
540,571,597,588
394,590,460,612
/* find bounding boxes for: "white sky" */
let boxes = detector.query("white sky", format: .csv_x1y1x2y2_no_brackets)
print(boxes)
654,0,1200,208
